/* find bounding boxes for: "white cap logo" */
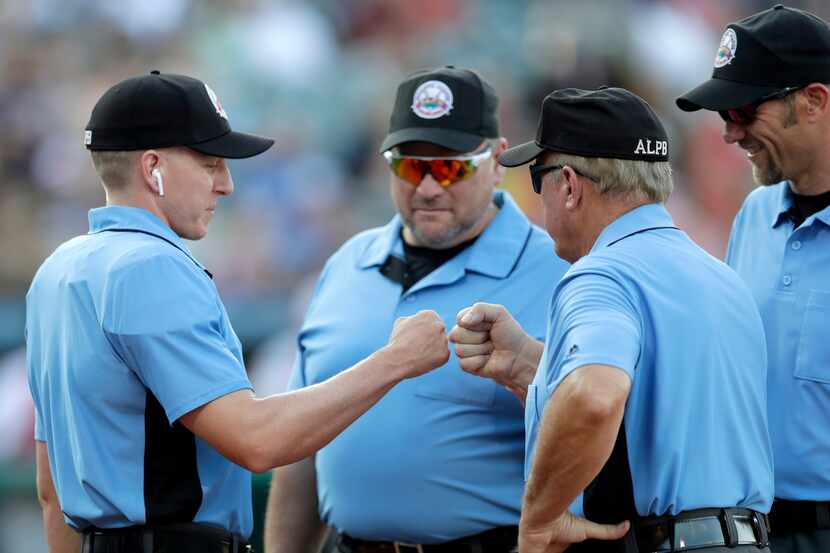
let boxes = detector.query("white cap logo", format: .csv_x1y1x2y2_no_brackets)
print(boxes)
411,80,454,119
84,130,92,146
714,28,737,68
204,83,229,120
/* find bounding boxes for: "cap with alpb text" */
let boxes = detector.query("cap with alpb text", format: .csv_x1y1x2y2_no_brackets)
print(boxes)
677,4,830,112
499,86,669,168
379,65,499,154
85,71,274,159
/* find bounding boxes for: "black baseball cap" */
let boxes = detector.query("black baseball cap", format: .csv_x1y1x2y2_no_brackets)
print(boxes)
379,66,499,154
677,4,830,112
85,71,274,159
500,87,669,167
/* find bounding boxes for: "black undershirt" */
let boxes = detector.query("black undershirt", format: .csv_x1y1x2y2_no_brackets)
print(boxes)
788,189,830,227
394,231,479,292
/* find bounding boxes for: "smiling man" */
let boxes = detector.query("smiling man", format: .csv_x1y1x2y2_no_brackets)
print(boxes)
264,66,568,553
678,6,830,553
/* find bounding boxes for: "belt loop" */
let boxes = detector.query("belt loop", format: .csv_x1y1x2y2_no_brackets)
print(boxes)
753,511,769,548
720,509,738,548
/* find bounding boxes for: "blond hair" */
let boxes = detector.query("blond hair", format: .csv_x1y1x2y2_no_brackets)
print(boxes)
550,153,673,203
90,150,140,190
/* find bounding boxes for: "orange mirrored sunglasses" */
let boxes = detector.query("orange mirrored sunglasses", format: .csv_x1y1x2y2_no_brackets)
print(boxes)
383,148,492,187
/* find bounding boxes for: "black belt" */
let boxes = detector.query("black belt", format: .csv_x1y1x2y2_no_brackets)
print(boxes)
770,499,830,534
81,523,251,553
568,508,769,552
336,526,518,553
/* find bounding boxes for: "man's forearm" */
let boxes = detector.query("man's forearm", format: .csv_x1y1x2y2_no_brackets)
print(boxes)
42,501,80,553
252,347,411,468
265,457,327,553
509,337,545,398
522,365,629,529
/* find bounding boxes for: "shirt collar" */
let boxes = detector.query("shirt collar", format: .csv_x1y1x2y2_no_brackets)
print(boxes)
359,190,532,279
770,181,830,228
88,206,205,270
771,182,796,228
590,203,676,253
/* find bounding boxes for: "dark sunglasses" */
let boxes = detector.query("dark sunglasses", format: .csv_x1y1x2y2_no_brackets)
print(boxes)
382,148,492,187
718,86,804,125
529,163,597,194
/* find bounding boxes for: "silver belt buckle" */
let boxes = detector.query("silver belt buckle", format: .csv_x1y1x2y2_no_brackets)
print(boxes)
393,542,424,553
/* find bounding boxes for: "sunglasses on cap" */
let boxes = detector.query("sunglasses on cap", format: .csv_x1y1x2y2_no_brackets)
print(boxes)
718,86,803,125
383,147,493,187
529,163,597,194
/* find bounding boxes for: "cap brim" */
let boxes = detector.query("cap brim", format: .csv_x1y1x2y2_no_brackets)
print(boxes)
188,130,275,159
676,78,780,112
379,127,487,154
498,140,545,167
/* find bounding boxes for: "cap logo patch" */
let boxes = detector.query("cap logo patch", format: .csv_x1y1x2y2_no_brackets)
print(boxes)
84,130,92,146
714,28,737,68
204,83,228,120
411,80,454,119
634,138,668,157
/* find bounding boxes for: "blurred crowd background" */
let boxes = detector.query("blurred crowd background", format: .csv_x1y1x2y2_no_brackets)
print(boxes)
2,0,826,550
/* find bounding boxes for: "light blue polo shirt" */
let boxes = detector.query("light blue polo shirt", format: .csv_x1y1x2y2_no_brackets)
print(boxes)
26,206,253,537
526,203,773,517
726,182,830,502
288,191,568,543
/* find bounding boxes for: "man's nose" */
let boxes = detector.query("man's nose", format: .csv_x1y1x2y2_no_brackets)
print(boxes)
215,163,234,196
723,121,747,144
414,173,447,199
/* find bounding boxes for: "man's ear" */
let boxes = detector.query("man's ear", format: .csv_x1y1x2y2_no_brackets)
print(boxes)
139,150,163,195
562,166,584,211
802,83,829,122
491,137,509,184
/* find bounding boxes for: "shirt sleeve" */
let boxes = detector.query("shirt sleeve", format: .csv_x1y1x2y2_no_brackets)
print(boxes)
103,253,251,424
33,405,45,442
25,329,46,442
545,270,642,394
286,349,307,391
725,203,746,266
286,257,334,391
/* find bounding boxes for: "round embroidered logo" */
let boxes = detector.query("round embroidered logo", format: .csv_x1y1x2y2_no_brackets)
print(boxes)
204,83,229,120
411,80,454,119
714,28,737,68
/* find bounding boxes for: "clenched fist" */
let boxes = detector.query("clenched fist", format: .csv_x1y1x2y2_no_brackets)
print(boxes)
448,302,543,401
386,310,451,378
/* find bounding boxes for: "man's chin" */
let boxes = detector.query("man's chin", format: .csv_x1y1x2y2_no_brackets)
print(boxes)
752,164,785,187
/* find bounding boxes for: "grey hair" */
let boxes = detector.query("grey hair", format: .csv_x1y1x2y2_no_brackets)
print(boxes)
549,153,673,203
90,150,140,190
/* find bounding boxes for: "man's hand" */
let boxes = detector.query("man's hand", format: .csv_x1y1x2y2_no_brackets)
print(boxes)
385,310,450,378
448,302,542,400
519,512,630,553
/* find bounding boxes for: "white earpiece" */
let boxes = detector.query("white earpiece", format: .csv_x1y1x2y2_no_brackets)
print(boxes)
152,168,164,197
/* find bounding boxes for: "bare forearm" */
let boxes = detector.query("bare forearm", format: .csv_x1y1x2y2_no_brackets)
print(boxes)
510,337,545,394
251,348,406,469
522,366,628,529
42,503,80,553
265,457,327,553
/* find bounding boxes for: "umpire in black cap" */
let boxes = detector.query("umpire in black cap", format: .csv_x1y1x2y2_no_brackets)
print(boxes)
678,5,830,553
27,70,450,553
451,86,774,553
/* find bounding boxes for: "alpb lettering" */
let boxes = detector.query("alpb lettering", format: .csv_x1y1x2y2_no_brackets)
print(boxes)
634,139,668,156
